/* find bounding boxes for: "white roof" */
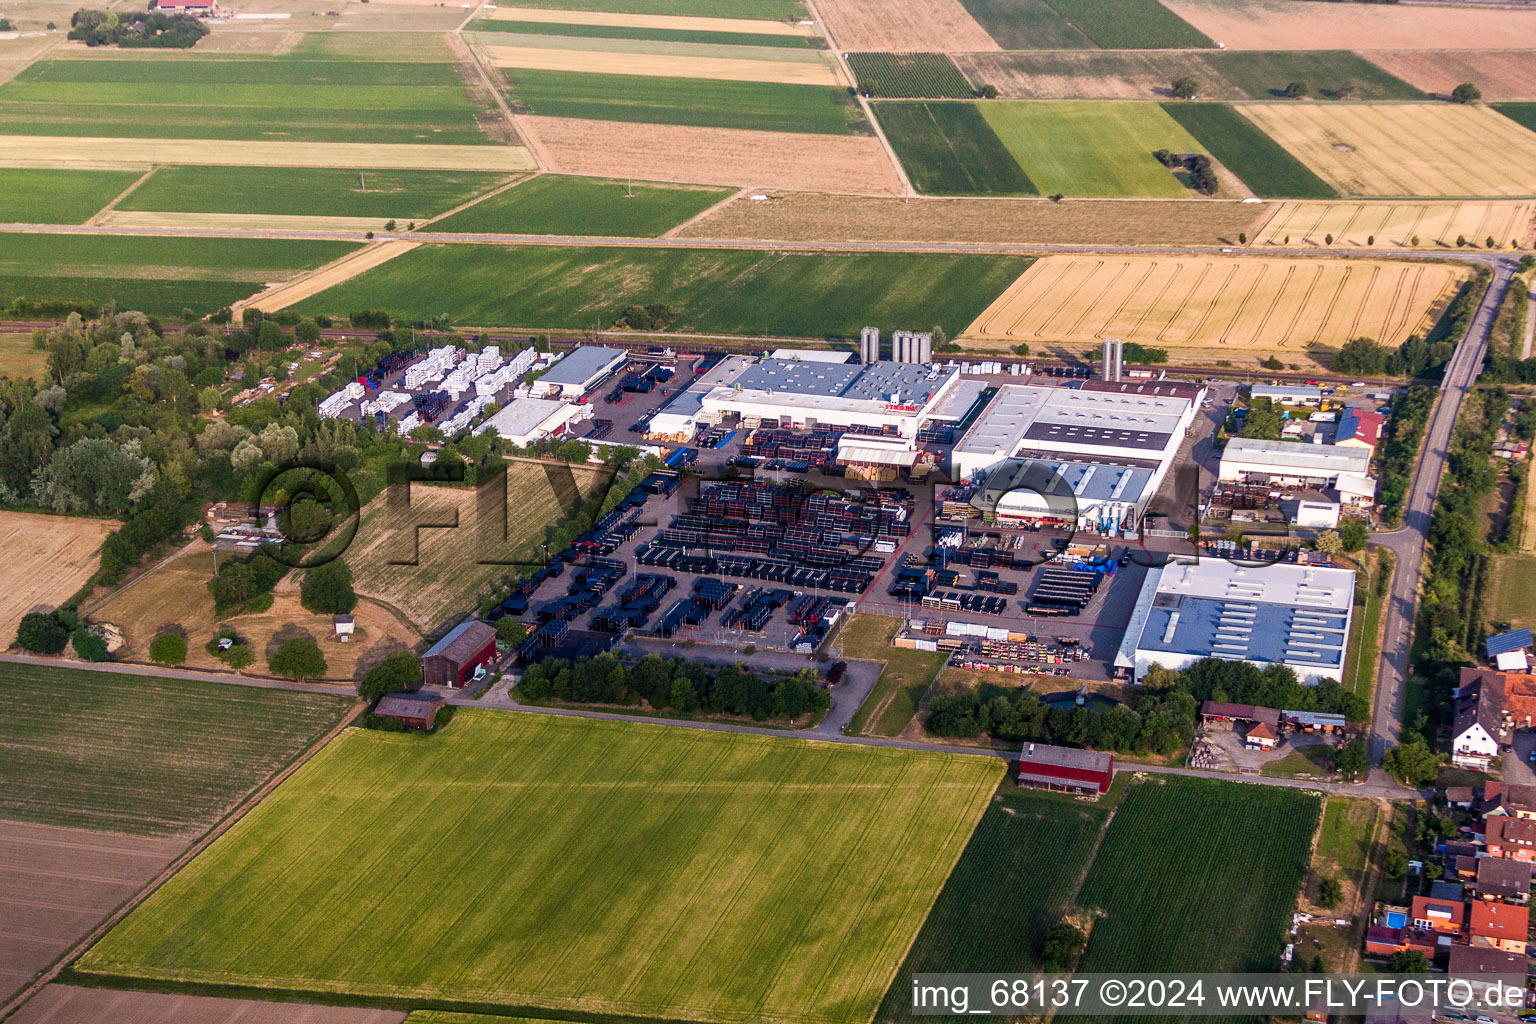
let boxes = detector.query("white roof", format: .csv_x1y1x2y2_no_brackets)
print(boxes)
1155,558,1355,613
537,346,625,387
475,397,572,441
1222,437,1372,476
769,349,854,364
955,383,1193,460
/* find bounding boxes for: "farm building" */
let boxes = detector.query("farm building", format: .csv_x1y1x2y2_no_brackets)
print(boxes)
333,615,354,642
476,397,590,447
374,692,446,730
1486,629,1533,672
1016,741,1113,798
1117,560,1356,686
1218,438,1377,508
529,346,627,400
421,620,498,688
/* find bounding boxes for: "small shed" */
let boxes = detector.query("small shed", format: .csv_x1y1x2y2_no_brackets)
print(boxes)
374,692,445,730
1486,628,1532,672
422,620,498,688
1244,720,1278,750
334,614,355,642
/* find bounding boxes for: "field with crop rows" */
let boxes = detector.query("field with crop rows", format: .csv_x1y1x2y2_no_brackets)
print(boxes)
475,32,842,86
979,101,1203,198
425,174,730,236
117,166,515,220
470,16,821,48
1162,103,1336,199
847,53,974,99
295,244,1030,340
79,712,1002,1022
1075,777,1319,975
0,167,141,224
499,0,809,17
0,233,358,317
874,782,1110,1024
0,661,349,838
1046,0,1214,48
873,101,1035,195
1255,200,1536,249
955,0,1092,48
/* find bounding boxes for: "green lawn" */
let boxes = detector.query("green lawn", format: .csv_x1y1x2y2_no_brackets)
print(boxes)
1161,102,1337,199
79,712,1002,1020
425,174,730,236
0,57,490,144
1317,797,1376,877
293,244,1030,339
490,0,807,17
1489,552,1536,628
0,662,350,838
0,167,141,224
506,68,866,135
1045,0,1213,48
1259,743,1335,779
979,101,1201,198
872,101,1036,196
117,166,514,220
1075,776,1319,976
466,18,819,47
955,0,1093,49
1342,549,1389,702
839,614,948,737
0,233,358,317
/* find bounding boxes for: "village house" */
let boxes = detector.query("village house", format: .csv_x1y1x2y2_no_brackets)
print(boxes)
1484,782,1536,820
1482,815,1536,861
1475,858,1532,904
1447,943,1528,976
1469,901,1529,954
1411,894,1466,936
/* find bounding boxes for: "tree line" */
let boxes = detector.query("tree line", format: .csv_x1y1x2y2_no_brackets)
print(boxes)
69,7,208,47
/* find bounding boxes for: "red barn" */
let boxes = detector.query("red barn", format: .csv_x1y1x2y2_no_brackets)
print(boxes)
374,692,445,731
1017,742,1113,799
421,621,497,688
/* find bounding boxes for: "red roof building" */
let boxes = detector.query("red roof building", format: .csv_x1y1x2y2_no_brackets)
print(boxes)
1017,742,1113,798
1364,925,1438,960
1485,816,1536,861
1411,895,1466,936
1470,901,1529,953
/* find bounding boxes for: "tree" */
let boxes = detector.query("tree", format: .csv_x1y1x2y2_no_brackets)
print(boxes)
1314,530,1343,557
224,645,255,670
1335,79,1359,100
1013,343,1030,356
977,83,998,99
1334,738,1369,780
149,631,187,666
1451,81,1481,104
496,617,528,647
15,612,68,654
1238,231,1247,244
1170,76,1200,99
1316,876,1343,908
1384,847,1408,878
1039,922,1085,971
1382,737,1438,786
70,626,109,662
1283,80,1309,99
300,558,357,615
32,437,155,515
1388,950,1429,973
269,637,327,681
1340,519,1369,551
359,649,422,701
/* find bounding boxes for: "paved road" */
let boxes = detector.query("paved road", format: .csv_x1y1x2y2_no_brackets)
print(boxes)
1368,257,1518,764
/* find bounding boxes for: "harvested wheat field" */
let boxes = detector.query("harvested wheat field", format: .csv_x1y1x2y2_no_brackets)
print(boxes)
10,987,405,1024
482,7,815,35
239,240,419,313
0,821,183,1003
1256,200,1536,249
481,43,842,85
97,211,392,233
521,115,904,195
0,136,535,172
963,255,1466,353
1363,50,1536,102
1163,0,1536,50
815,0,997,51
676,192,1266,245
1240,103,1536,198
0,511,114,647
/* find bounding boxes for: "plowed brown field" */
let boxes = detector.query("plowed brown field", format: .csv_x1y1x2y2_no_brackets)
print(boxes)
815,0,998,51
1363,49,1536,101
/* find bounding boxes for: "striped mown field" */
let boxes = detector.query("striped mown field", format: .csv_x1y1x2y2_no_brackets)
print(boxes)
79,712,1002,1023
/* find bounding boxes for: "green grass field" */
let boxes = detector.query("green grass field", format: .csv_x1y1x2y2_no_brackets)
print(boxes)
424,174,730,236
117,166,513,220
1161,102,1337,199
1493,103,1536,135
1489,552,1536,628
839,615,948,737
956,0,1093,49
874,779,1109,1024
847,53,974,99
492,0,807,17
294,245,1029,339
0,57,489,144
0,233,358,317
0,662,349,838
79,712,1002,1020
1046,0,1213,48
0,167,141,224
1075,777,1319,976
1317,797,1375,877
979,101,1201,198
872,101,1035,196
506,68,866,135
467,18,820,48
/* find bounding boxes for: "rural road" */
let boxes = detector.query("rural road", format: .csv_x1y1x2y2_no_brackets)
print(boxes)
1367,256,1517,765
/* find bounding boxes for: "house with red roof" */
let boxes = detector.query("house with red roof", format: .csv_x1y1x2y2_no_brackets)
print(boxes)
1335,407,1385,450
1469,901,1529,953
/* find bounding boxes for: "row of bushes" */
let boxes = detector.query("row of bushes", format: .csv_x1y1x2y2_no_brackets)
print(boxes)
1376,385,1437,525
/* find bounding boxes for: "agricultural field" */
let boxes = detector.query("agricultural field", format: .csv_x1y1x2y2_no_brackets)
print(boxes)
978,101,1205,199
0,136,535,172
846,53,974,100
955,50,1422,101
1365,50,1536,102
0,660,349,837
1161,102,1336,199
874,781,1110,1024
1074,776,1319,974
0,233,358,318
1255,201,1536,250
873,101,1035,196
1163,0,1536,51
1309,797,1383,914
1494,103,1536,136
504,68,866,134
241,241,420,315
9,987,405,1024
517,116,903,194
963,254,1467,356
1239,103,1536,198
0,167,141,224
955,0,1093,49
492,0,808,17
78,712,1003,1021
115,166,516,221
1043,0,1213,48
677,193,1267,246
0,823,183,1004
0,510,114,645
474,32,843,86
425,174,730,236
814,0,997,51
293,245,1031,340
0,332,51,379
474,7,821,47
0,55,496,145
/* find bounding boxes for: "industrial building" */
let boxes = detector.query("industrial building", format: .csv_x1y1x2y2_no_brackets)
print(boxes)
529,346,627,399
475,397,591,447
1116,559,1356,685
646,355,757,440
1251,384,1323,406
967,455,1157,535
1218,437,1377,507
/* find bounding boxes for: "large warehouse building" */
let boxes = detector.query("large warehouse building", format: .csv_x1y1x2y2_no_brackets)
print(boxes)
1116,559,1356,685
530,346,627,399
1218,437,1377,507
475,397,590,446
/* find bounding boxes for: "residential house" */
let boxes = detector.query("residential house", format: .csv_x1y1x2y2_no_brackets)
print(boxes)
1429,881,1465,902
1484,782,1536,820
1454,674,1507,770
1469,901,1529,954
1484,816,1536,861
1455,854,1482,881
1365,925,1439,961
1245,720,1278,750
1446,943,1528,977
1475,857,1532,904
1335,407,1385,450
1412,894,1467,936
